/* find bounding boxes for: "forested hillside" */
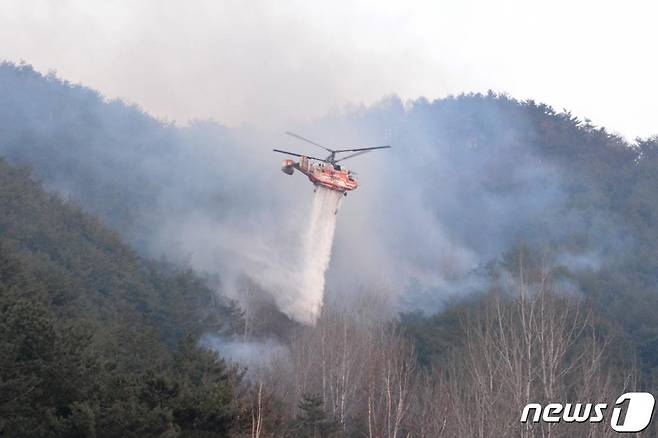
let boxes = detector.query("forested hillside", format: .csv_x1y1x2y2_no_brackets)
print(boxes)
2,60,658,436
0,159,248,436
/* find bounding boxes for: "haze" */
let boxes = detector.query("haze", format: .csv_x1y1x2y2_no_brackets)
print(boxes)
1,0,656,139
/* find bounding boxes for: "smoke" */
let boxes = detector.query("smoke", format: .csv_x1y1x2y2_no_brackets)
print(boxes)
200,335,288,371
0,63,635,323
2,1,657,139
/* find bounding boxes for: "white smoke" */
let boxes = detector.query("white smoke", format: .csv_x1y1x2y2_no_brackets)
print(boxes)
170,183,342,325
200,335,288,371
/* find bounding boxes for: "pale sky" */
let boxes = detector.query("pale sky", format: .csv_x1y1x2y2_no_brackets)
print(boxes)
1,0,656,139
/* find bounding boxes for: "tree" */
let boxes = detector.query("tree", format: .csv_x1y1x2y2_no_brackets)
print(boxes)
287,393,336,438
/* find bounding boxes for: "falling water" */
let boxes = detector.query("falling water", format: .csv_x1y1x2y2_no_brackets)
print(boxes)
293,186,343,324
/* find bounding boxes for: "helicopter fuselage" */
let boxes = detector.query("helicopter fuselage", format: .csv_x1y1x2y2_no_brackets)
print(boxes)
281,157,358,193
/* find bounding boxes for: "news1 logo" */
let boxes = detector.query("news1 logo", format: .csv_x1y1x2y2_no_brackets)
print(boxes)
520,392,656,432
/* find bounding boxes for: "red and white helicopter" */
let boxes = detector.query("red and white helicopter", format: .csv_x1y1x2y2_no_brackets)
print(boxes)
274,131,391,195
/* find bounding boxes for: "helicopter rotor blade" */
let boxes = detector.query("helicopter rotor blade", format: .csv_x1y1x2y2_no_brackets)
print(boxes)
273,149,328,162
333,145,391,153
285,131,334,152
334,150,372,163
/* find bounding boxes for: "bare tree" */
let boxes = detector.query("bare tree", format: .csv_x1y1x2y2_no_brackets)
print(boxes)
251,263,634,437
432,264,634,438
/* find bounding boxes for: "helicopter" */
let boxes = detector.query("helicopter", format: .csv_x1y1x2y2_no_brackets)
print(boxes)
273,131,391,195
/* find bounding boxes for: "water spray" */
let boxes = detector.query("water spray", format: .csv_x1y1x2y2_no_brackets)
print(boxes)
271,132,391,324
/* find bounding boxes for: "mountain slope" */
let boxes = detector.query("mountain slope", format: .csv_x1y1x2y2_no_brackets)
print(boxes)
2,60,658,373
0,158,245,436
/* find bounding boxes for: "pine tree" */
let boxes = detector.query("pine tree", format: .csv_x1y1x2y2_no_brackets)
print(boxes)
287,393,336,438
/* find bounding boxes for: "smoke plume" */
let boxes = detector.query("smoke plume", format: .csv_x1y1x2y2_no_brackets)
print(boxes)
0,63,636,323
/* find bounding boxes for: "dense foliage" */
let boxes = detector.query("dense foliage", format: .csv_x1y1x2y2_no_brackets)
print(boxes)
0,159,246,436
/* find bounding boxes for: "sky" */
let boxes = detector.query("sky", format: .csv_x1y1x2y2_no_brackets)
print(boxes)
1,0,656,139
